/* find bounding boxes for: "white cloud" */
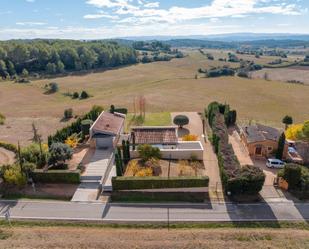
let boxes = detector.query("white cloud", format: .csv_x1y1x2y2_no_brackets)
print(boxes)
16,22,47,26
84,13,119,19
85,0,302,25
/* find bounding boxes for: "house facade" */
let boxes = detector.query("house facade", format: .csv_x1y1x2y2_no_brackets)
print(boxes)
240,123,288,159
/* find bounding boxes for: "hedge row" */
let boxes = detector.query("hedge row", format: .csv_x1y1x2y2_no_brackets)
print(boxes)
0,141,18,153
48,105,103,146
31,169,80,184
111,190,207,202
112,176,209,190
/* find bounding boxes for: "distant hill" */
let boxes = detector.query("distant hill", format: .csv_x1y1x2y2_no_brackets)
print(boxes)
120,33,309,42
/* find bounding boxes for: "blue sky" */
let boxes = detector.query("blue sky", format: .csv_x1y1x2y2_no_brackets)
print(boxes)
0,0,308,39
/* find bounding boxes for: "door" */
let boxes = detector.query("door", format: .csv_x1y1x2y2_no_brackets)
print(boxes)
255,146,262,156
96,136,113,149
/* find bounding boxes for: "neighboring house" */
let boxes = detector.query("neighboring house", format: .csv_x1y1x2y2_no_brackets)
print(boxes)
240,123,288,159
89,111,125,149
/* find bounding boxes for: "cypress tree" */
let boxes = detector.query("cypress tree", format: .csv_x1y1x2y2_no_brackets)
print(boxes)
276,132,286,160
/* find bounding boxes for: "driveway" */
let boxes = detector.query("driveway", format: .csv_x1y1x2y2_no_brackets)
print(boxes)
228,128,286,199
172,112,224,202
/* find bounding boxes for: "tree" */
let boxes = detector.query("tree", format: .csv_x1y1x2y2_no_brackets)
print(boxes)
173,115,189,128
110,105,115,114
282,164,302,190
137,144,161,163
49,142,73,166
46,62,57,74
31,123,42,143
49,82,59,93
282,115,293,130
72,92,79,99
80,90,89,99
64,108,73,119
21,68,29,78
56,60,65,73
276,132,286,160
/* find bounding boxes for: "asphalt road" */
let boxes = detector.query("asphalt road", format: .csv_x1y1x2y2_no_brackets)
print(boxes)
0,200,308,222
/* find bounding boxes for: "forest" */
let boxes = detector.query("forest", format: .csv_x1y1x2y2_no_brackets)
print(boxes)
0,39,138,79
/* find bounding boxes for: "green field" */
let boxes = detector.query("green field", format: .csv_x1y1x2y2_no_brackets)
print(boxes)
0,49,309,144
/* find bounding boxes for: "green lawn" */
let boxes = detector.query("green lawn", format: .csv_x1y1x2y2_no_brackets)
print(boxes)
126,112,171,131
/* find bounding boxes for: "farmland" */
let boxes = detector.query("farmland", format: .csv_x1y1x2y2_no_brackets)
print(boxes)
1,49,309,145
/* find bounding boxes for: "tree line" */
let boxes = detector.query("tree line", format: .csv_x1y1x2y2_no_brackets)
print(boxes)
0,39,138,79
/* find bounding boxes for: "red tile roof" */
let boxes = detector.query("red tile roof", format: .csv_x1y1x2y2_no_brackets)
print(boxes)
131,126,178,144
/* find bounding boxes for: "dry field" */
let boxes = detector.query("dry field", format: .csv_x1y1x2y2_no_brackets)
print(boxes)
251,66,309,85
0,226,308,249
1,50,309,145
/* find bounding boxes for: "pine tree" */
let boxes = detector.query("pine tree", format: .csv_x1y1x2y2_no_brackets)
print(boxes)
276,132,286,160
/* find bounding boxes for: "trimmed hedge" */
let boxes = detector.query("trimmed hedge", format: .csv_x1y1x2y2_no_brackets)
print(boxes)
0,141,18,153
111,191,207,202
112,176,209,190
31,170,80,184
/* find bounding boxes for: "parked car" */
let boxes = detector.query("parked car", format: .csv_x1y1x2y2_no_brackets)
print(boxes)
266,158,285,169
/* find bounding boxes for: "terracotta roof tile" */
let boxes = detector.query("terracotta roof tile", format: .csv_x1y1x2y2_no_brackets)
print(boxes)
132,127,178,144
92,112,125,135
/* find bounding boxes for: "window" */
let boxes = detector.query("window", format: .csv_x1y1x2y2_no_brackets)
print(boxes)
268,146,273,151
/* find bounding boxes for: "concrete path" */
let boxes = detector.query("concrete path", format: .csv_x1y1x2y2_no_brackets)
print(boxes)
71,148,114,202
171,112,224,202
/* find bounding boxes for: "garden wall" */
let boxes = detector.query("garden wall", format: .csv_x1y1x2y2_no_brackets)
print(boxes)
130,141,204,160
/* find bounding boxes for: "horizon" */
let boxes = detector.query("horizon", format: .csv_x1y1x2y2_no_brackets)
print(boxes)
1,0,309,40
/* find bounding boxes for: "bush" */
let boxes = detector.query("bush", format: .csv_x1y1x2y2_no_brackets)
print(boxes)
0,113,5,125
112,176,209,190
0,141,17,153
81,119,93,135
80,90,89,99
49,82,59,93
173,115,189,128
49,143,73,166
31,170,80,184
282,164,302,190
227,165,265,195
64,108,73,119
3,164,27,187
72,92,79,99
137,144,161,163
207,67,235,78
21,143,49,168
237,70,249,78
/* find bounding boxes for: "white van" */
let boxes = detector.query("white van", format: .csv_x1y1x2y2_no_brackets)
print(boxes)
266,159,285,169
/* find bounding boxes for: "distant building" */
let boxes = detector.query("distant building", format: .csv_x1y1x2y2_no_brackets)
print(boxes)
240,123,288,159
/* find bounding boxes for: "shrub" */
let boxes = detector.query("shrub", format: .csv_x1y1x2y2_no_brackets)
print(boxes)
282,164,302,190
173,115,189,128
0,113,5,125
112,176,209,190
182,134,198,141
80,90,89,99
65,133,81,148
31,170,80,184
72,92,79,99
3,164,27,187
81,119,93,136
237,70,249,78
137,144,161,163
49,143,73,166
64,108,73,119
0,141,17,153
21,143,49,168
135,167,153,177
227,165,265,195
49,82,59,93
